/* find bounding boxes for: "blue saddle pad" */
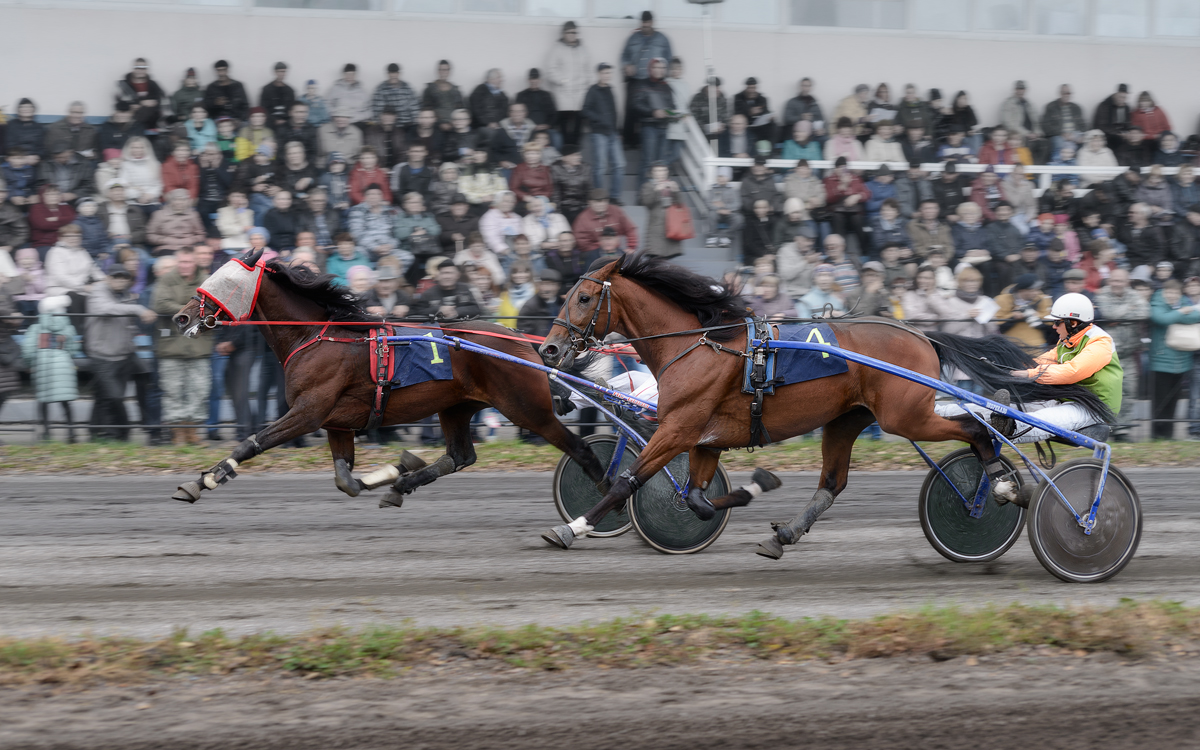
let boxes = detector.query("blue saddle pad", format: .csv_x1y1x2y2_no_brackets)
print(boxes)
390,331,454,388
742,321,848,395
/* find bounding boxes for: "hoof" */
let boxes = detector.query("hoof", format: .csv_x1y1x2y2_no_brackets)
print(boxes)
755,536,785,559
398,451,428,474
541,524,575,549
751,467,783,492
172,481,202,504
334,476,363,498
686,493,717,521
379,490,404,509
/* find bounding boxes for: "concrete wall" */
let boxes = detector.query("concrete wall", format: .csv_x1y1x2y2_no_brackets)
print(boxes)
2,5,1198,136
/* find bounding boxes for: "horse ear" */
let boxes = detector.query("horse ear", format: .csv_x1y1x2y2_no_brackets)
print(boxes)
242,248,264,267
611,252,627,275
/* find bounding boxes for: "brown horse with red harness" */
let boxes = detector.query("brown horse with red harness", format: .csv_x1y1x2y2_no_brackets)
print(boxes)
537,253,1017,558
171,249,606,508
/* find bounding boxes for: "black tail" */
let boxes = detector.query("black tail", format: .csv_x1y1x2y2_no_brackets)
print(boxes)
925,331,1114,426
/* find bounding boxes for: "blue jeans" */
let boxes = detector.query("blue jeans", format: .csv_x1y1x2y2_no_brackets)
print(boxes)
639,125,668,184
589,132,625,200
207,354,228,436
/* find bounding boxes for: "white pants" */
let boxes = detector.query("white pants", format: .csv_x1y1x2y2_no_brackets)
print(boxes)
573,369,659,412
934,399,1095,444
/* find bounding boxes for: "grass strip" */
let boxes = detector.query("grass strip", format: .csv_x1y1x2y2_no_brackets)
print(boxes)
3,438,1200,476
3,601,1198,685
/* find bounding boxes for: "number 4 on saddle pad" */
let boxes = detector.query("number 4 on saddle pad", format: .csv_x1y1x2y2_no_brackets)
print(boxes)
370,328,455,388
741,321,848,395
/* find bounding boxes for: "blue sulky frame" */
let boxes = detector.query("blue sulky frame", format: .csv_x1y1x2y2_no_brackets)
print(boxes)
383,333,1113,536
383,334,690,497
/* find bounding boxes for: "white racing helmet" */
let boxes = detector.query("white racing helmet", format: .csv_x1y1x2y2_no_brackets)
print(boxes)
1045,292,1094,323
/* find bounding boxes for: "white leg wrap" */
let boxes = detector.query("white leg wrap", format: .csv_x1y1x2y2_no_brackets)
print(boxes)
741,482,764,499
225,459,239,470
568,516,594,536
993,480,1018,503
360,464,401,489
203,473,219,490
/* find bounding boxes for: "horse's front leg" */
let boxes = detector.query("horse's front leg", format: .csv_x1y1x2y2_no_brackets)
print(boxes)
171,398,331,503
541,424,696,549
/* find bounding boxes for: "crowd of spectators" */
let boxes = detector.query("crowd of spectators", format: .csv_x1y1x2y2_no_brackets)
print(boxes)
1,10,1199,442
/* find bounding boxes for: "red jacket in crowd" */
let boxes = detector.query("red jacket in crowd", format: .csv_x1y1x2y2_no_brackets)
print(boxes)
823,172,871,213
1131,107,1171,140
977,142,1020,166
348,164,393,205
161,158,200,200
572,204,639,253
508,163,553,204
28,202,78,247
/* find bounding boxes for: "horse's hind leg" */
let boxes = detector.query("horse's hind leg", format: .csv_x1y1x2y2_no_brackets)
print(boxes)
756,407,875,559
379,403,480,508
329,429,363,497
683,447,783,520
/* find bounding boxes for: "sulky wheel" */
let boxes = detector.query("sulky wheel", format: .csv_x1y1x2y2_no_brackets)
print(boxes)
629,452,732,555
552,434,634,537
918,448,1026,563
1026,459,1142,583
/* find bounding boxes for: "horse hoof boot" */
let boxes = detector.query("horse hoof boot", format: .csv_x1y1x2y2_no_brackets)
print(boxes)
1012,484,1035,509
398,451,428,475
172,481,202,504
755,536,785,559
542,524,575,549
989,389,1016,438
379,490,404,509
686,492,717,521
751,468,783,492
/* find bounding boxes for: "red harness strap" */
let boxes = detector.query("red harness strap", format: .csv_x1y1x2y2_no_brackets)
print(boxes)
366,326,396,431
280,324,364,370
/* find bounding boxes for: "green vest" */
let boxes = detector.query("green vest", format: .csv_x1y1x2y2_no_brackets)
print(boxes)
1054,325,1123,414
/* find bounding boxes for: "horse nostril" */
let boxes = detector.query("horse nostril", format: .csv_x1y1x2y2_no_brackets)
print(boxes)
175,315,189,327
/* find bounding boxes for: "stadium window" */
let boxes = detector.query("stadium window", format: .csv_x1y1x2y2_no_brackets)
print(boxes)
461,0,519,11
789,0,905,29
1095,0,1147,37
1155,0,1200,36
719,0,779,25
254,0,382,8
911,0,969,31
593,0,645,19
974,0,1025,30
527,0,585,16
397,0,453,11
1034,0,1085,35
660,0,705,18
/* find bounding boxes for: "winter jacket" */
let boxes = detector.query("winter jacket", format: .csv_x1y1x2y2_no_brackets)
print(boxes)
823,174,869,216
171,85,206,121
1172,179,1200,212
1131,107,1171,140
969,177,1007,221
0,202,29,248
516,88,557,129
415,281,482,319
151,268,213,359
85,283,148,361
985,220,1024,260
453,246,506,286
394,211,441,253
796,288,845,318
1076,145,1120,186
362,123,408,169
118,154,163,206
833,95,868,135
521,210,571,252
1041,100,1085,138
977,142,1019,166
37,157,94,198
620,30,672,80
28,203,77,248
869,215,910,253
22,310,81,402
550,162,592,217
1094,288,1150,355
97,202,146,247
1150,290,1200,373
545,40,592,112
940,293,997,338
348,165,393,205
509,163,553,203
1119,223,1167,269
1136,180,1174,213
639,182,682,258
666,77,691,140
1093,95,1130,136
544,248,600,291
185,118,218,152
116,73,167,128
0,284,20,395
906,219,955,259
347,204,399,257
1,163,37,199
300,94,330,127
781,140,823,161
468,84,510,130
995,289,1053,351
43,243,101,294
276,123,319,162
372,80,420,124
391,163,435,201
741,172,783,214
436,212,480,253
776,241,812,299
324,249,373,286
950,222,989,260
421,81,466,125
233,125,274,162
258,82,297,126
902,289,953,331
262,207,302,249
44,119,97,157
96,119,139,155
823,134,864,162
204,78,249,121
572,205,638,253
781,95,825,135
327,79,373,124
76,215,109,258
782,173,825,214
8,119,47,158
296,207,342,248
1002,174,1037,218
689,87,728,134
1000,96,1041,136
458,166,508,208
145,207,205,254
893,176,935,219
316,123,364,167
864,178,896,218
895,100,934,133
632,78,674,127
478,207,522,255
582,84,619,136
161,158,199,200
931,175,969,218
275,162,318,197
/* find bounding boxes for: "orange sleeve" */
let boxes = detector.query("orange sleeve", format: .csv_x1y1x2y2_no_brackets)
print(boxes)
1033,348,1057,366
1021,336,1113,384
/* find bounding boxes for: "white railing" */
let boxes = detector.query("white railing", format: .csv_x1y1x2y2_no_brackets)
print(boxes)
700,158,1184,201
678,115,715,218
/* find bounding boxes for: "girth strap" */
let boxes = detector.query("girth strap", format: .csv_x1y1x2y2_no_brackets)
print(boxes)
748,318,774,447
366,327,394,431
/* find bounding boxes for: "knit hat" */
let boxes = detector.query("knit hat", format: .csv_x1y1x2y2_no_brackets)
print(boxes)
343,63,357,73
562,20,577,31
18,97,34,108
641,10,652,21
214,60,229,69
275,61,288,71
185,67,197,78
249,227,270,242
328,151,347,163
387,63,400,73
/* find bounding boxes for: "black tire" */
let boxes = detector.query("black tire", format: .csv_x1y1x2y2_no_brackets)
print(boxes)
1027,459,1142,583
918,448,1026,563
552,434,633,537
629,453,732,555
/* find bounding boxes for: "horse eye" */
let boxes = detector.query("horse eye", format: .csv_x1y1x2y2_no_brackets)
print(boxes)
578,294,591,304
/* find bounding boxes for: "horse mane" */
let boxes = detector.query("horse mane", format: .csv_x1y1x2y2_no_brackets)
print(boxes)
264,259,376,325
613,253,749,342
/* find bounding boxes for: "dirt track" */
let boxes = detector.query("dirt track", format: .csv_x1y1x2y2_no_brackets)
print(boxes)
2,469,1198,638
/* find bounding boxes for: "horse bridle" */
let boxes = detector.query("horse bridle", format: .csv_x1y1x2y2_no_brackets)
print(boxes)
190,293,224,330
551,273,612,353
